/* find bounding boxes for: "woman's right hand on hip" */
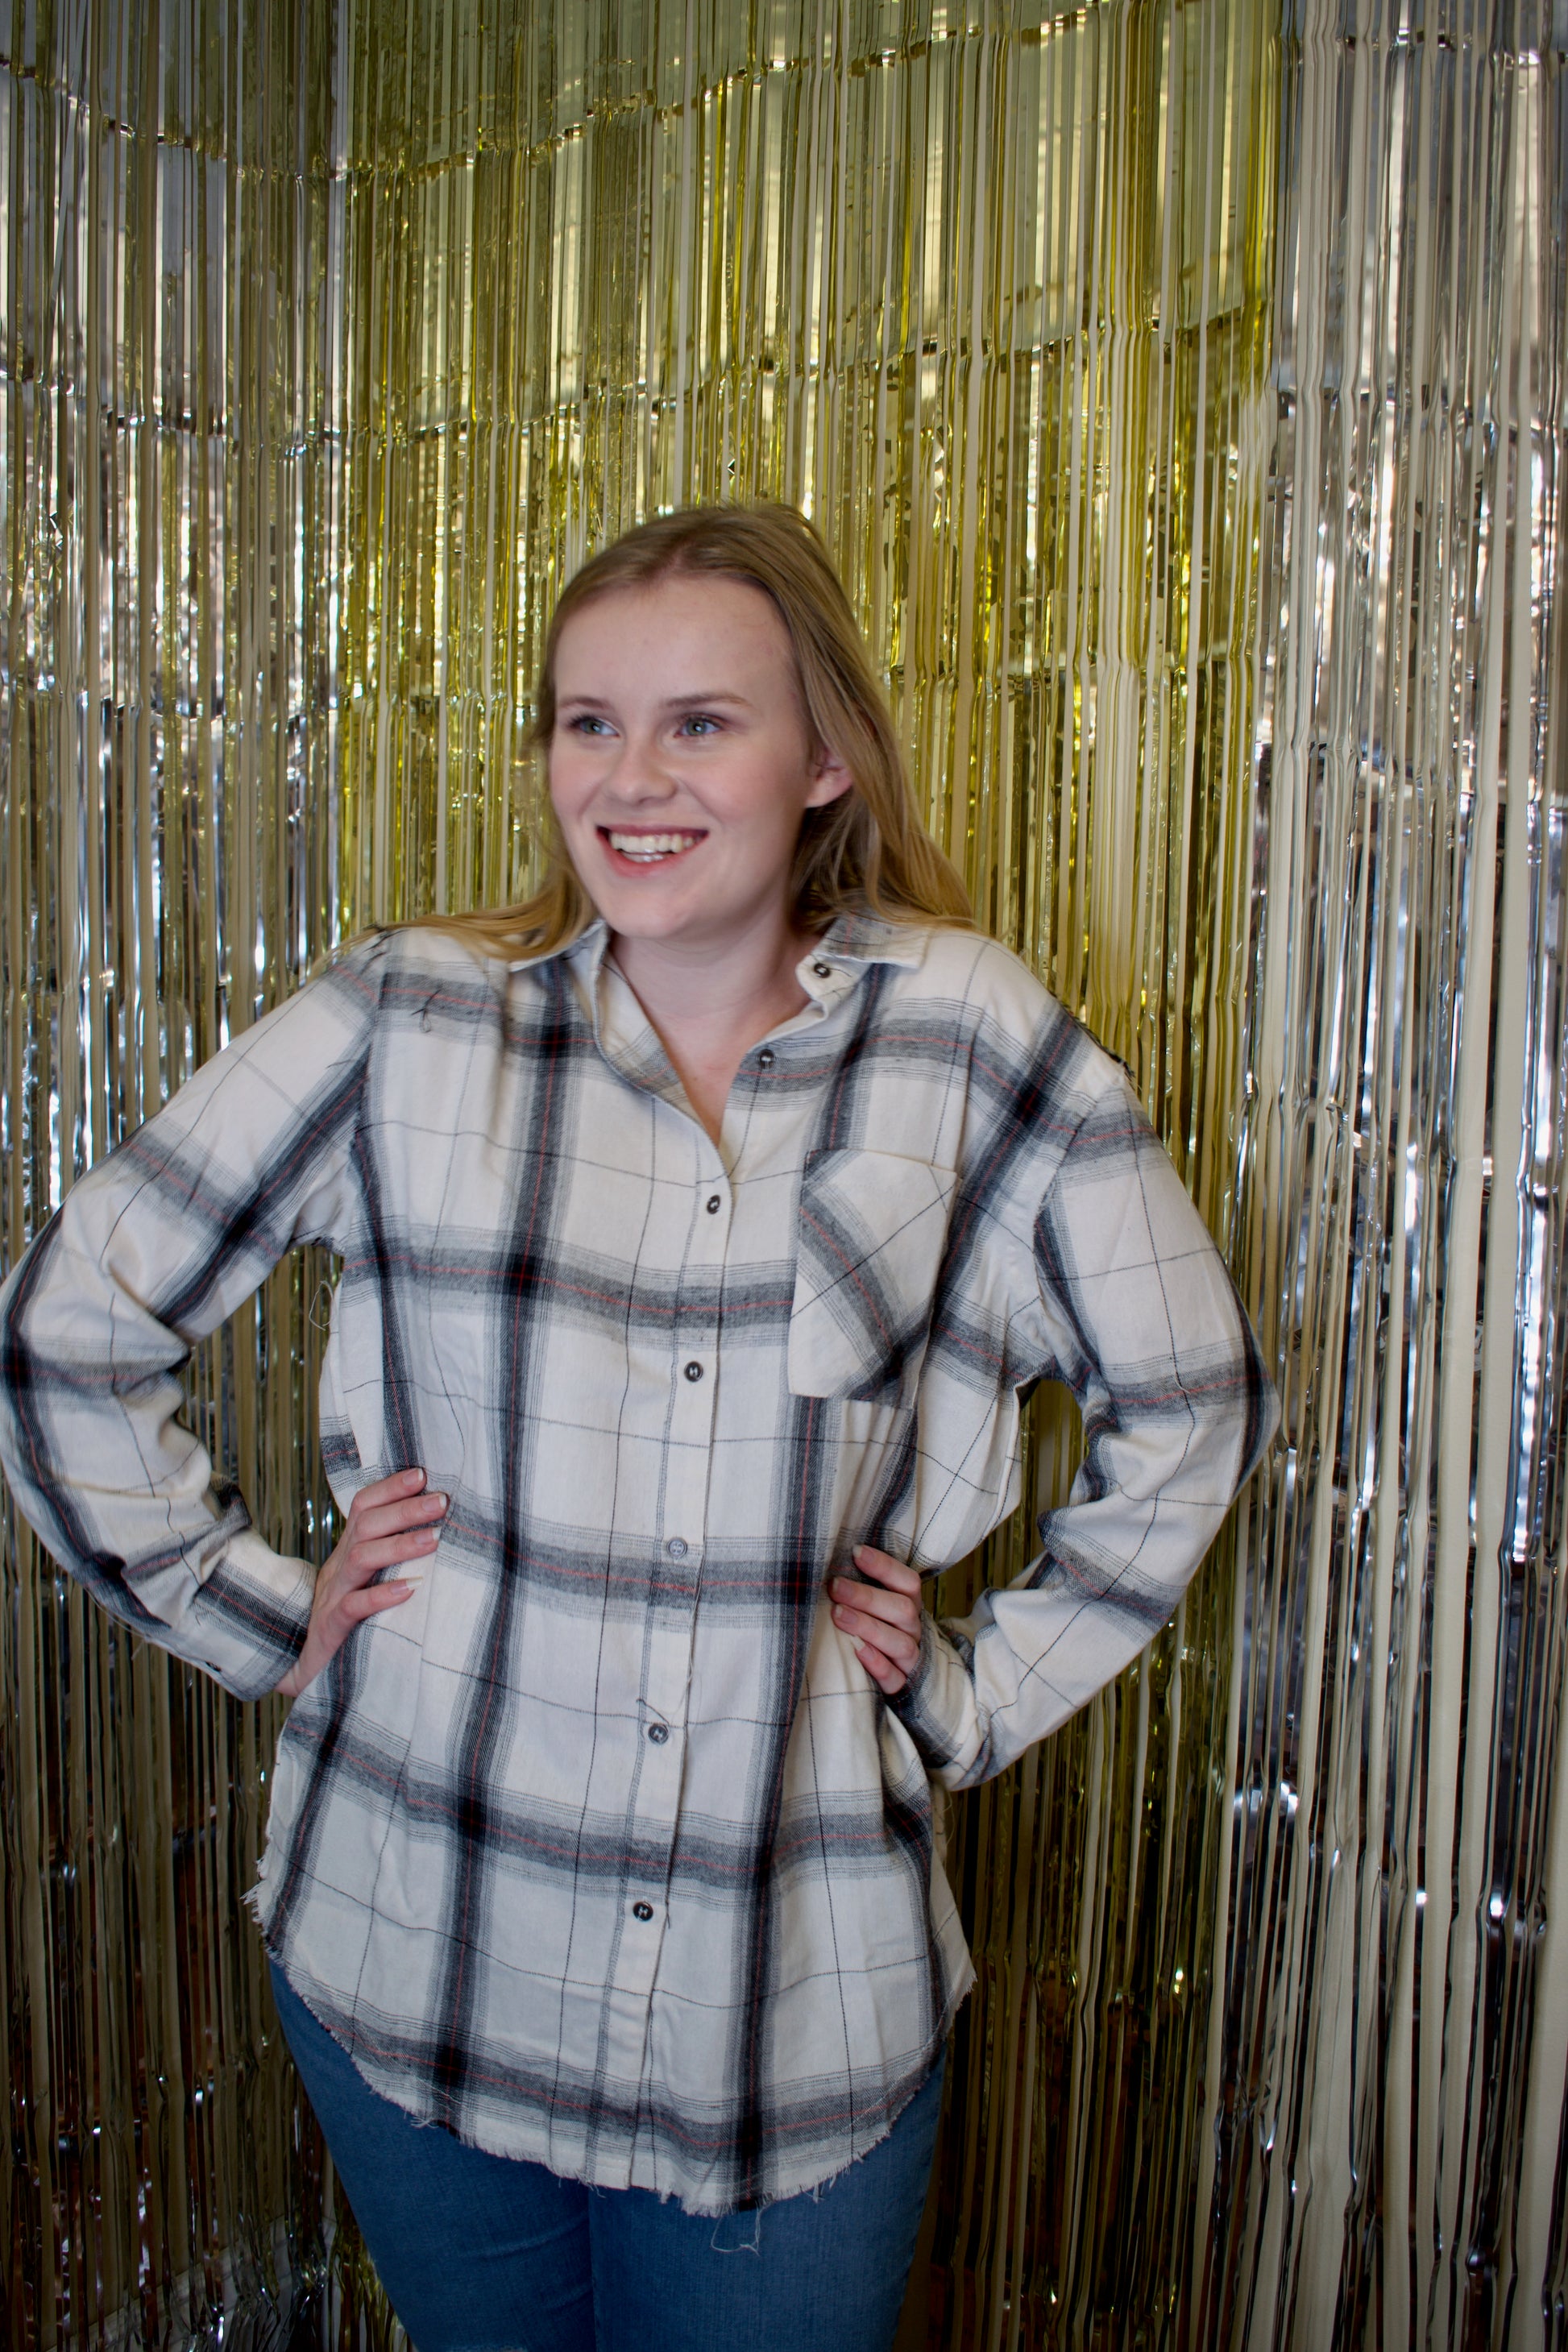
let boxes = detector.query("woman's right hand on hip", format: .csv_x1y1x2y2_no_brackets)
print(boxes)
274,1468,446,1699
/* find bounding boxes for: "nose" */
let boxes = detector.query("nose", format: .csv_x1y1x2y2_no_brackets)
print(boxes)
599,725,682,809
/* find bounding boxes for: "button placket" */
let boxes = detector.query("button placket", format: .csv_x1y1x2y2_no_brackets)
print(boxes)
620,1677,681,1994
633,1139,727,1983
668,1160,720,1545
696,1158,732,1252
603,1130,719,2094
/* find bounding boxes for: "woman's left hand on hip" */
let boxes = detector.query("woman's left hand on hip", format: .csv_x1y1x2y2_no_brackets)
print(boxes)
828,1548,923,1695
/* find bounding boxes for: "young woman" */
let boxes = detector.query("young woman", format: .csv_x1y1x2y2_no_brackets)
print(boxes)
0,505,1275,2351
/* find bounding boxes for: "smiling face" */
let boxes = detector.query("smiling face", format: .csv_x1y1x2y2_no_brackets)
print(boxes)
546,573,853,956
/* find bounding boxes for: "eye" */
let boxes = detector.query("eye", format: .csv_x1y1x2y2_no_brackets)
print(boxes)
565,712,614,737
676,711,722,736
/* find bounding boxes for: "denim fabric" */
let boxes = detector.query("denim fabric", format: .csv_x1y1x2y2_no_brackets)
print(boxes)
272,1962,944,2352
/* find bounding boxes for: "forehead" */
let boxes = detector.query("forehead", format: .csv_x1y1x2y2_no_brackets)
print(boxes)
554,572,793,682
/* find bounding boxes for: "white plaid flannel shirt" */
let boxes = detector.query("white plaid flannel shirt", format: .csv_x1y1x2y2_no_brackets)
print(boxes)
0,917,1276,2211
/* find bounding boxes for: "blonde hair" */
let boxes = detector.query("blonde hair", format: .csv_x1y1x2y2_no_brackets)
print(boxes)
421,503,973,961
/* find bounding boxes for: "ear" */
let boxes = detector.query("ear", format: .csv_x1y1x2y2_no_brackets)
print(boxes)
804,740,856,810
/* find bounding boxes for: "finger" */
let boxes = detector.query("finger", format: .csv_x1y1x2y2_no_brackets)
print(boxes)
831,1574,921,1635
832,1601,919,1670
853,1640,908,1695
347,1491,448,1544
340,1578,421,1624
851,1545,922,1595
350,1466,430,1516
340,1529,442,1583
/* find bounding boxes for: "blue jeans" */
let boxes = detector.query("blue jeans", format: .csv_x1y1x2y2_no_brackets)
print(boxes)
271,1963,943,2352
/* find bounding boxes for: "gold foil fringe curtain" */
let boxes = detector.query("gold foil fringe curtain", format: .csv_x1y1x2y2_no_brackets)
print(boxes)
0,2,1562,2348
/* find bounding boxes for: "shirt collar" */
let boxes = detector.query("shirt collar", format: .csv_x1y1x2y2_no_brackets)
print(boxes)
512,912,933,1121
814,913,929,969
508,912,931,977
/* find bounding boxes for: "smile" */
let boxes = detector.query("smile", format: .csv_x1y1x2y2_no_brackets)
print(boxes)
600,829,707,864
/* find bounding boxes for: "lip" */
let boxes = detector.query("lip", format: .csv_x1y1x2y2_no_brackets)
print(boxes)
595,826,709,876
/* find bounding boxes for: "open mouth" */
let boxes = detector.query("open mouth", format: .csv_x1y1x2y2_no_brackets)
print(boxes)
599,828,707,867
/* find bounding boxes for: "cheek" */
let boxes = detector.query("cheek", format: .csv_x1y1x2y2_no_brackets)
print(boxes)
545,755,589,831
722,761,816,844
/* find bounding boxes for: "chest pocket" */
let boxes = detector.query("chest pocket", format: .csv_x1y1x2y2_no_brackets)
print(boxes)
788,1147,958,1408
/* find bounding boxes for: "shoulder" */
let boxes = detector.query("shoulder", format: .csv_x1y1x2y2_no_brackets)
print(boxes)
899,927,1051,1028
890,929,1130,1105
323,924,513,1025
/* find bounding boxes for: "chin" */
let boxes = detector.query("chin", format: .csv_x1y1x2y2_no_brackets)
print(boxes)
605,902,712,944
583,880,687,932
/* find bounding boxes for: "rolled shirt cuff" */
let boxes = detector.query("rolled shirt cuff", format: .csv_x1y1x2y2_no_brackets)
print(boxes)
886,1612,985,1787
185,1528,315,1699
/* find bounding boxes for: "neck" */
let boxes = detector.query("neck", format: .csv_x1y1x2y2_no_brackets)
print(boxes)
608,906,820,1142
612,906,809,1030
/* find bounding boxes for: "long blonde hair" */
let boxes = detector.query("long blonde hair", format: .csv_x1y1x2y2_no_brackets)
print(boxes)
422,503,972,960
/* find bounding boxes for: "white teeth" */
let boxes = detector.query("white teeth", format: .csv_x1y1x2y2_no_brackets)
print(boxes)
606,832,703,860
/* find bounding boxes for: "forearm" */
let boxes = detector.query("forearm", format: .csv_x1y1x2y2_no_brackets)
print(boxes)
893,1072,1278,1786
890,1479,1256,1790
0,946,379,1697
0,1212,317,1698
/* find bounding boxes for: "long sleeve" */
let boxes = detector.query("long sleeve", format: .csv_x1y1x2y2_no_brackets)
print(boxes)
0,943,385,1699
890,1074,1277,1790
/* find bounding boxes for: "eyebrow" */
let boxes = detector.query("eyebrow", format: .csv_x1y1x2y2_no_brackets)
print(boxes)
556,690,757,712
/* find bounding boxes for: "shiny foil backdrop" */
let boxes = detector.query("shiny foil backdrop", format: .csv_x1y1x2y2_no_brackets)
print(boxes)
0,2,1562,2348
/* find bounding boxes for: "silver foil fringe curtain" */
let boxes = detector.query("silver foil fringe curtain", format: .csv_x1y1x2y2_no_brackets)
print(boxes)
1213,1,1568,2342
